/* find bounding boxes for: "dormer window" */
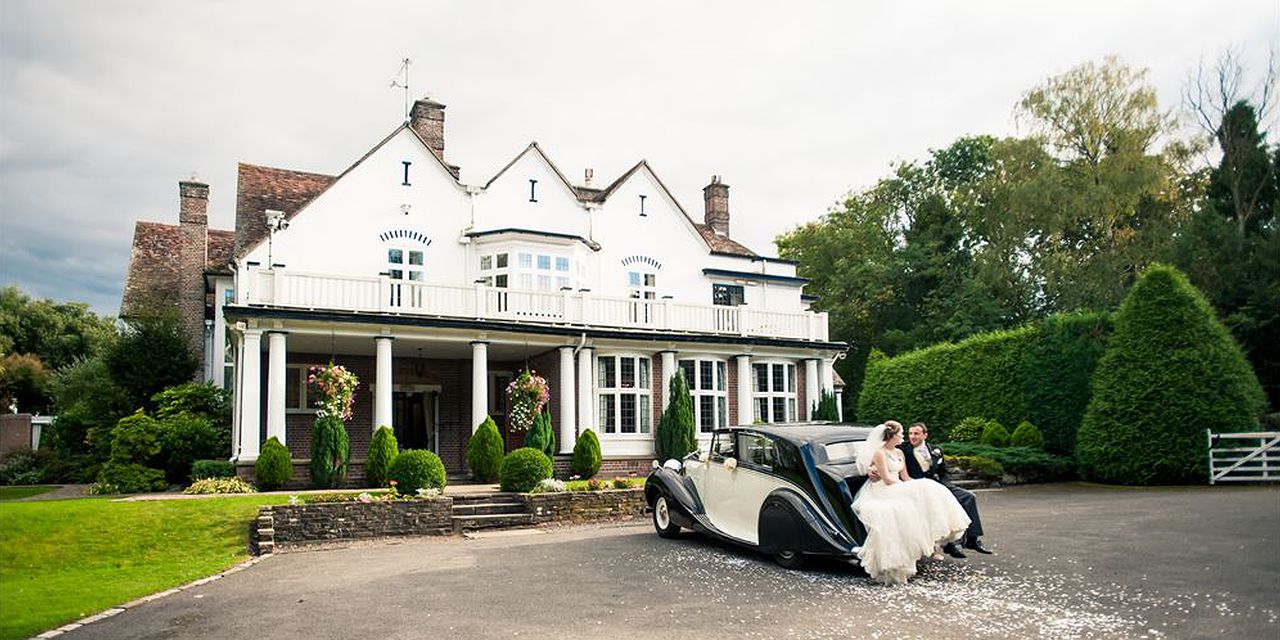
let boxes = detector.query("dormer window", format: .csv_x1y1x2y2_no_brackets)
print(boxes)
388,248,424,281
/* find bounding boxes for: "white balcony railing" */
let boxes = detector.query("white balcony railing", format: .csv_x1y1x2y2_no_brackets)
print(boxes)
245,268,830,342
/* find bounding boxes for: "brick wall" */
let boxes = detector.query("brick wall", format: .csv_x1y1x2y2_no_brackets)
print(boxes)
551,454,652,479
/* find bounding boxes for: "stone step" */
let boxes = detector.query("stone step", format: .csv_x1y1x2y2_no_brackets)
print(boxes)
452,513,534,532
450,493,522,505
451,502,527,516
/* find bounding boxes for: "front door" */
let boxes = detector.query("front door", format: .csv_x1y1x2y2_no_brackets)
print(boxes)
392,391,436,451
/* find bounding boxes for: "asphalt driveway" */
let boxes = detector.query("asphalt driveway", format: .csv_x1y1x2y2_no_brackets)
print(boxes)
64,483,1279,640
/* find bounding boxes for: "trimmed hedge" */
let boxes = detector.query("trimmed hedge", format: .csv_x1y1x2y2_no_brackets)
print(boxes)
857,311,1110,454
366,426,399,488
1077,264,1267,485
500,448,553,493
466,417,504,482
255,436,293,490
940,443,1075,483
979,421,1010,447
572,429,602,478
190,459,235,480
388,449,447,494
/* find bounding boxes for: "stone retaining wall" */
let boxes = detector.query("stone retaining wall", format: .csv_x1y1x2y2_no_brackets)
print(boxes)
252,498,454,553
519,488,647,524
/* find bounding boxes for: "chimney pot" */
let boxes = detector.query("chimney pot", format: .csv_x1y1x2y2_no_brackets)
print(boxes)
703,176,730,236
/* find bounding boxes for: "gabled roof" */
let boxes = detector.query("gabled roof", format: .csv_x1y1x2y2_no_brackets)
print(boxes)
483,142,581,199
121,222,235,317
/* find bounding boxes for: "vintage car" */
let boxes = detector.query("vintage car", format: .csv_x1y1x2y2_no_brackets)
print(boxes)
645,423,874,569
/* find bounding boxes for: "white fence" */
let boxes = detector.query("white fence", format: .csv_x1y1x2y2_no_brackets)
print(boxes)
245,268,830,341
1207,430,1279,484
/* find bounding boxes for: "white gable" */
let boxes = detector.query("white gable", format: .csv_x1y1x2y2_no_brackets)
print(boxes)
475,145,588,239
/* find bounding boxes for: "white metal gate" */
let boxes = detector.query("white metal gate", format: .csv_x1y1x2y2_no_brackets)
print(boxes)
1207,430,1279,484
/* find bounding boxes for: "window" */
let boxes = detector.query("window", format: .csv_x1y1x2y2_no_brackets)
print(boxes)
739,432,777,469
285,365,321,411
597,355,652,436
713,283,745,306
478,252,509,288
753,362,796,423
537,255,552,270
388,247,422,281
679,358,727,434
629,271,656,299
389,249,404,264
519,253,533,269
555,257,569,272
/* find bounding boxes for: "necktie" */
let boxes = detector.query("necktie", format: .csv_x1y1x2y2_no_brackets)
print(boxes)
916,447,930,471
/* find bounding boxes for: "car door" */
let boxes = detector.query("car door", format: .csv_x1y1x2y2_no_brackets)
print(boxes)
695,431,739,538
715,431,787,544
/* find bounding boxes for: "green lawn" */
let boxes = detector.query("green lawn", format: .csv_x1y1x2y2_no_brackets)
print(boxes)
0,486,58,501
0,495,291,640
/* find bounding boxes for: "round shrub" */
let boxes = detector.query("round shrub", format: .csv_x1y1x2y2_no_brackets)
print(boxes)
1010,421,1045,449
500,447,553,493
946,455,1005,481
387,449,447,495
255,436,293,490
571,429,602,478
310,415,350,489
190,459,235,480
366,425,399,487
948,417,987,443
979,420,1010,447
1077,264,1267,485
93,462,167,494
466,416,504,482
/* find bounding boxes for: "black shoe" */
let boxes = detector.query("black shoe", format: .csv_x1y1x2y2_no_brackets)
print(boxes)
964,539,994,555
942,542,967,559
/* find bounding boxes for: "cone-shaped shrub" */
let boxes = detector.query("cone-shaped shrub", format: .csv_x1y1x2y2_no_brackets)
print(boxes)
310,415,350,488
524,412,556,458
366,425,399,487
388,449,446,494
948,417,986,443
811,389,839,421
500,447,553,492
466,416,504,482
979,420,1010,447
1010,421,1045,449
1077,264,1267,485
572,429,602,478
255,436,293,490
656,371,696,461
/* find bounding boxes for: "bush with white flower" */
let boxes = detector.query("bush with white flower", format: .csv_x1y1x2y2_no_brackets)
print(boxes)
308,362,359,421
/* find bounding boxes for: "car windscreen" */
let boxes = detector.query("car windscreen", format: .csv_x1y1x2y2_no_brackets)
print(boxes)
820,440,864,463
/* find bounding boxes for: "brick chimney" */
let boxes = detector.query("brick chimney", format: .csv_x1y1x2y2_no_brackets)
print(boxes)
410,97,447,159
178,179,209,376
703,175,730,236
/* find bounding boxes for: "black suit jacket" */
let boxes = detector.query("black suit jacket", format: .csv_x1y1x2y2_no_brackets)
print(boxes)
899,442,948,482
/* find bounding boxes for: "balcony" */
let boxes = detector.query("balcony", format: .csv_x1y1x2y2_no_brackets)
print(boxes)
243,268,830,342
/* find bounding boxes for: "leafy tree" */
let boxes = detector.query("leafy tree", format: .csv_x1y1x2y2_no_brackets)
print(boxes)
310,415,350,488
0,286,117,371
655,370,696,461
47,356,129,460
1077,265,1266,484
0,352,52,414
106,313,198,412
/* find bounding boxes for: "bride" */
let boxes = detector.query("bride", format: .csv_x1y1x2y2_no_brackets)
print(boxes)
852,421,971,585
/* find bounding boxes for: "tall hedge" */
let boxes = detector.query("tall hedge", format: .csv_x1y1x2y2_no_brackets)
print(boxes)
857,311,1110,453
310,415,350,489
1076,264,1266,485
656,371,696,461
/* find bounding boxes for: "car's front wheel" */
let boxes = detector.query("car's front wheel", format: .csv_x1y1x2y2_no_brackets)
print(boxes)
773,549,806,570
652,494,680,538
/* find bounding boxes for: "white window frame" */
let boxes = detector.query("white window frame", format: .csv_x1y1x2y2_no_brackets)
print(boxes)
753,361,797,424
596,353,652,438
679,358,728,434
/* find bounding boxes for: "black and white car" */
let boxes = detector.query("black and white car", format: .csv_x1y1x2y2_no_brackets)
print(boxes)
645,423,874,569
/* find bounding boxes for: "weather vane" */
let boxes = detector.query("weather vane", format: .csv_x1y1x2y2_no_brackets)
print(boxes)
390,57,412,120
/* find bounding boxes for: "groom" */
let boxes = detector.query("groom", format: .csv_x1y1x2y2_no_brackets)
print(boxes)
900,422,993,557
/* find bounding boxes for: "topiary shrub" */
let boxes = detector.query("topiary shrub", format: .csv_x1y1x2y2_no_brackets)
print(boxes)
500,448,553,493
572,429,602,478
255,436,293,490
656,371,696,461
190,459,235,480
524,412,556,458
92,462,167,494
948,417,987,443
1077,264,1267,485
1010,421,1045,449
945,455,1004,481
466,416,504,482
388,449,447,495
979,420,1011,447
366,425,399,487
310,415,350,489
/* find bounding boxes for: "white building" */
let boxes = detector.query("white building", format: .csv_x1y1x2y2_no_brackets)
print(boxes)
122,96,845,480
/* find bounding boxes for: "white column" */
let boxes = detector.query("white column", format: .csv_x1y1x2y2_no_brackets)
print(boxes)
375,336,394,431
805,358,820,420
819,357,834,395
238,329,263,461
577,347,594,433
471,341,488,432
660,350,677,410
736,355,752,426
558,346,576,454
229,331,242,461
266,331,287,445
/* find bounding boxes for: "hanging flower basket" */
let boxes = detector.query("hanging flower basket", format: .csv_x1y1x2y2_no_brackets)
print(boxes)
506,368,550,431
308,362,359,421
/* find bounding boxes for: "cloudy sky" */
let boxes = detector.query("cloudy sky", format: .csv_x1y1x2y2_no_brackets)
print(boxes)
1,1,1275,315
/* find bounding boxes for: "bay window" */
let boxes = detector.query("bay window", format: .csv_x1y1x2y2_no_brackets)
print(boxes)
597,354,652,436
679,358,728,434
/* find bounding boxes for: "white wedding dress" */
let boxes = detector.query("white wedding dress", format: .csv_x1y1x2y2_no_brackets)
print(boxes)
852,443,971,585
